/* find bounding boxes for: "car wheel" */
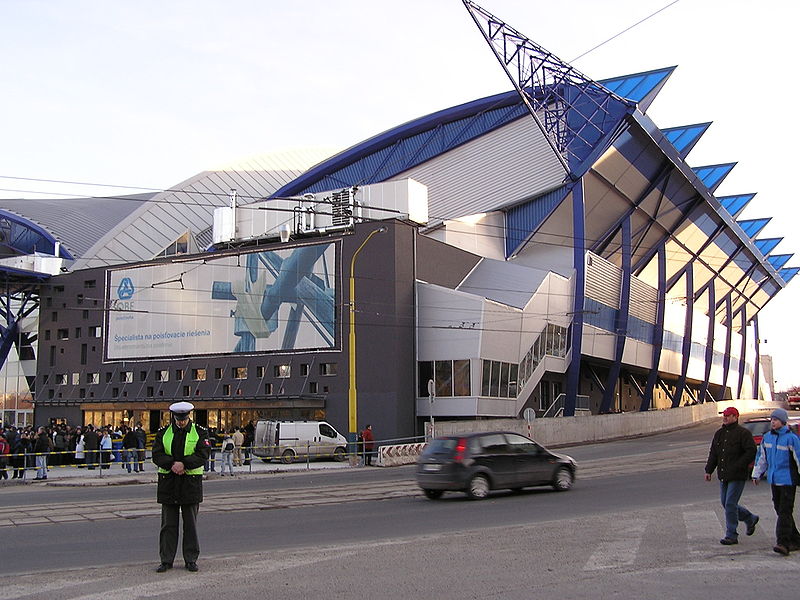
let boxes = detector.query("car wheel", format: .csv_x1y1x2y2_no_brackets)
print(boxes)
280,449,296,464
333,447,346,461
466,474,490,500
423,489,444,500
552,467,573,491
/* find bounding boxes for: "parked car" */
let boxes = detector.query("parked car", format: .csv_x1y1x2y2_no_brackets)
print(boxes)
416,431,577,500
743,416,800,445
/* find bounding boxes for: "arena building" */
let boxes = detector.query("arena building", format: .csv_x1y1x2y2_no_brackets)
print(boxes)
1,4,795,442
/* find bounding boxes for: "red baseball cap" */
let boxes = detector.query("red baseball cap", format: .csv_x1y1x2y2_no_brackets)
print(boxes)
722,407,739,417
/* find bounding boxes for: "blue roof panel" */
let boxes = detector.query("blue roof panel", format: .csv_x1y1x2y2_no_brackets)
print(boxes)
737,218,771,238
661,122,711,158
754,237,783,255
767,254,793,270
692,163,736,193
780,267,800,283
598,67,675,110
718,193,756,219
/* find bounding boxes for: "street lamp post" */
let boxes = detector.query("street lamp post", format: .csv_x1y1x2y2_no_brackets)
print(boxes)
348,227,387,463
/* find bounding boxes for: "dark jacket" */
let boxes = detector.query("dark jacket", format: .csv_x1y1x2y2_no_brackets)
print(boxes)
122,430,138,449
705,422,756,481
83,429,99,451
34,432,51,455
152,421,210,505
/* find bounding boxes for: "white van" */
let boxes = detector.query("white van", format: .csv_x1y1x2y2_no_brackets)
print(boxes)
253,420,348,463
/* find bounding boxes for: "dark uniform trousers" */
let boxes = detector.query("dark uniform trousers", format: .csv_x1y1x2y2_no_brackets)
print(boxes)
160,502,200,565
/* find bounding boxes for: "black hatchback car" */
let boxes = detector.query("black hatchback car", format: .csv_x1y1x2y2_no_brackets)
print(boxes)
416,431,577,500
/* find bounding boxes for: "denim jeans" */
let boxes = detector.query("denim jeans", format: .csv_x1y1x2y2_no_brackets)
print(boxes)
720,480,755,539
124,448,139,472
36,455,47,479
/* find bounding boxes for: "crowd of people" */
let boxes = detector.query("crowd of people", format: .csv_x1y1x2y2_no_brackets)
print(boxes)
0,421,261,481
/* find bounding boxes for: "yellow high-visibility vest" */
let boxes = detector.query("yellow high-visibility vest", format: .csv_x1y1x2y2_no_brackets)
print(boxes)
158,424,203,475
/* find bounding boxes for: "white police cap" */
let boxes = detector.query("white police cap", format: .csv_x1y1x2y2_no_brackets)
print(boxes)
169,401,195,415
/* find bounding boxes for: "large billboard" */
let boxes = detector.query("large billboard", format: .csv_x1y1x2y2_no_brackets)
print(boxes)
106,242,337,360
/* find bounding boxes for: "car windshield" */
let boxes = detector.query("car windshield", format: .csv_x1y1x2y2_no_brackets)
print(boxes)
422,438,458,457
743,421,770,436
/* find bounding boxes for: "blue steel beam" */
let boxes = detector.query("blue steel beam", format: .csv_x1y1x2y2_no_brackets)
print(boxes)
564,183,586,417
642,245,666,411
718,296,733,401
753,316,760,399
672,268,693,407
600,217,631,414
699,284,716,403
737,307,747,399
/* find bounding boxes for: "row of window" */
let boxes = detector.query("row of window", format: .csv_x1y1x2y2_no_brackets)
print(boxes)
47,380,331,400
51,362,338,386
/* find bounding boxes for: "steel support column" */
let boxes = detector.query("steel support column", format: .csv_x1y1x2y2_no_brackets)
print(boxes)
718,296,733,401
699,284,716,403
753,316,760,399
600,217,631,414
737,307,747,399
672,269,694,407
565,183,586,417
642,245,666,411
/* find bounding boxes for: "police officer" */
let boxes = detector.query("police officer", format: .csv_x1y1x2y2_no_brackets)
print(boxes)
152,401,210,573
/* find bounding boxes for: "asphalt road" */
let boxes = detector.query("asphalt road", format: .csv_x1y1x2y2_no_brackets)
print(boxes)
1,418,797,599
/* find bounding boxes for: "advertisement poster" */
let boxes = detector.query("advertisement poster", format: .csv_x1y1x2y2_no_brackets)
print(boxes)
106,243,336,359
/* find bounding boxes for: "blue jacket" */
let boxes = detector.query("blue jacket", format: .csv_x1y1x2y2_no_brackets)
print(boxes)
752,425,800,486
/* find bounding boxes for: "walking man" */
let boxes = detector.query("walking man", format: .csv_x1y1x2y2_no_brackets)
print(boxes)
752,408,800,555
152,402,210,573
704,406,759,545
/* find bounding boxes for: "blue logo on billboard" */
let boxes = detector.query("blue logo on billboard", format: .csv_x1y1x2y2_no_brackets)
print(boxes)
117,277,135,300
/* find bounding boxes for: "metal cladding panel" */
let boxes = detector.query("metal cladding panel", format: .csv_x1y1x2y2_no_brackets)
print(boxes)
585,253,622,309
457,258,549,310
629,275,658,324
599,67,675,112
505,186,567,257
394,117,565,220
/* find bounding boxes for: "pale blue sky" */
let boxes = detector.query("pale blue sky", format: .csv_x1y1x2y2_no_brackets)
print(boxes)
2,0,798,389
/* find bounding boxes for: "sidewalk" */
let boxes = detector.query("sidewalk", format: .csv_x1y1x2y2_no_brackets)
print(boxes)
2,453,352,486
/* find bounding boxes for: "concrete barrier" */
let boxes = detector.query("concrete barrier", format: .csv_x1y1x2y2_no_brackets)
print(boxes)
374,400,782,467
428,400,782,448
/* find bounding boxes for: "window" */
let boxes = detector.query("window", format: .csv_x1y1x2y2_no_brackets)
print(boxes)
84,279,96,289
120,371,133,383
192,369,207,381
57,328,69,340
320,363,337,376
80,344,87,365
256,366,265,378
82,310,89,319
505,433,540,454
139,371,147,382
309,382,318,393
86,373,99,384
105,373,113,383
44,330,51,341
146,386,154,397
274,364,290,378
183,386,191,397
89,326,101,338
112,387,119,398
232,367,247,380
435,360,453,397
319,423,337,438
222,384,231,396
156,370,169,382
214,368,223,380
418,360,470,397
72,373,80,385
75,327,82,338
175,369,184,380
300,364,309,376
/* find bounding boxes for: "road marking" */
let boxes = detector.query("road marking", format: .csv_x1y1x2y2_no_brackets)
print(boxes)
584,518,647,570
683,509,722,555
